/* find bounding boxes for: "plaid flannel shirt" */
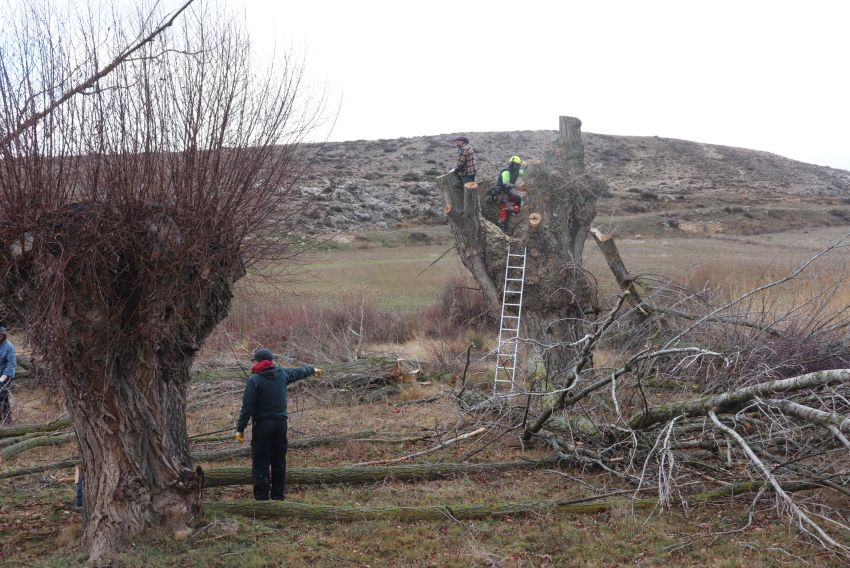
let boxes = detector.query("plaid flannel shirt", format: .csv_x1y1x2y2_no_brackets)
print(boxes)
455,143,476,176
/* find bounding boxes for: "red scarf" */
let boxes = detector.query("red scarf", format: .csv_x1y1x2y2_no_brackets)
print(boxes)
251,360,275,374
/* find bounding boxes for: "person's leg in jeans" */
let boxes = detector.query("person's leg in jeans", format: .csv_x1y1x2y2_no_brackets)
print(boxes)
75,476,84,509
0,389,10,425
270,419,288,500
251,422,273,500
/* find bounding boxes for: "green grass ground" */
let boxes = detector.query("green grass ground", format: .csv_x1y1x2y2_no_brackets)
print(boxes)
289,245,463,310
261,225,849,311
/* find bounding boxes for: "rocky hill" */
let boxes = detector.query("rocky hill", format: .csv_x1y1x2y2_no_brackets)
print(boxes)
298,130,850,237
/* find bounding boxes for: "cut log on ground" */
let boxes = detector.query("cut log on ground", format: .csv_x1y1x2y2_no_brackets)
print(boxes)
0,428,71,449
0,416,70,439
1,432,75,462
203,458,560,488
0,458,79,480
206,479,823,522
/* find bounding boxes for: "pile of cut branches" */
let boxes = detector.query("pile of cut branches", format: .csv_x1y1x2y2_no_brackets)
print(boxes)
485,231,850,559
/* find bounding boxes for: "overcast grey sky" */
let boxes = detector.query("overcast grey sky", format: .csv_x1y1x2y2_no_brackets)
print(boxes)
240,0,849,171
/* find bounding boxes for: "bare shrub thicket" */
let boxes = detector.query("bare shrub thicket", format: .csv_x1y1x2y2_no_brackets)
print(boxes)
203,273,488,364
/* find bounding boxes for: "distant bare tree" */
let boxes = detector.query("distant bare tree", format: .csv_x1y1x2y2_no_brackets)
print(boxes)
0,1,314,561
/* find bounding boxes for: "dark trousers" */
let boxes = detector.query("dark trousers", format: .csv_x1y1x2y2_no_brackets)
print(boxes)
459,174,475,184
75,476,84,509
251,418,288,500
0,389,10,425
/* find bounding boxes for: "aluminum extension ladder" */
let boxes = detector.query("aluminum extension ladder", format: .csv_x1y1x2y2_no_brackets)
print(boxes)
493,246,527,395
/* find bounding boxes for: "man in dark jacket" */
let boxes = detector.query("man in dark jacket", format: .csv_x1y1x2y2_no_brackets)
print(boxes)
235,348,323,500
0,326,17,425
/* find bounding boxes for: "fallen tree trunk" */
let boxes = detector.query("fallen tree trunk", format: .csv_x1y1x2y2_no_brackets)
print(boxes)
629,370,850,430
190,430,432,446
203,458,560,488
206,479,824,522
0,458,79,480
1,432,75,462
0,428,71,449
0,416,71,439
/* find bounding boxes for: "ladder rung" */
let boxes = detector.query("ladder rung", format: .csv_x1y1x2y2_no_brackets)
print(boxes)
504,303,521,307
505,278,523,281
507,265,525,269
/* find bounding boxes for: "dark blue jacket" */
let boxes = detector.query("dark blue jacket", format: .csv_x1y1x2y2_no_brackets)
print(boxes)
0,339,16,386
236,365,314,432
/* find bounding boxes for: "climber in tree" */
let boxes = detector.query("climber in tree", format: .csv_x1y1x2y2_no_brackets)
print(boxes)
449,136,477,184
487,155,525,233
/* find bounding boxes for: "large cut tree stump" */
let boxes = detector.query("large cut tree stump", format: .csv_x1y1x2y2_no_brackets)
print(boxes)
437,117,604,384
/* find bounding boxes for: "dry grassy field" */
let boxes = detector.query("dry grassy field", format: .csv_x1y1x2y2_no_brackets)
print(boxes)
2,225,849,567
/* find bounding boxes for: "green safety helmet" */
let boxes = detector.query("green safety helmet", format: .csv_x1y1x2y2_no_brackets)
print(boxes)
509,155,522,165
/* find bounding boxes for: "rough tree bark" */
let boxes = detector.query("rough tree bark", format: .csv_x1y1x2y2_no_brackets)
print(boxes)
35,205,243,560
437,116,602,383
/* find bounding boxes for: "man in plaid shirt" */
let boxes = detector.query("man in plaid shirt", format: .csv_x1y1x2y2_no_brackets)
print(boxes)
451,136,476,183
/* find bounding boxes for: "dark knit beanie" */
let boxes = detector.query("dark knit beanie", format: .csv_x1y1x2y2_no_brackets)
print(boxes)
252,348,274,362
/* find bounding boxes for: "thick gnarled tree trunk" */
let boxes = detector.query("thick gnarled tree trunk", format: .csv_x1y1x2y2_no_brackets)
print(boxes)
67,311,232,559
438,117,603,385
33,204,242,560
66,354,198,559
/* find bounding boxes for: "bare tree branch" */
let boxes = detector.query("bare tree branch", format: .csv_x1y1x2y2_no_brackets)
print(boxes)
0,0,196,148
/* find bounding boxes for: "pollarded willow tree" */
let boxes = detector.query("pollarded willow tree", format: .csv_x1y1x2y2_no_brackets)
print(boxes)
0,1,314,561
437,117,604,383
